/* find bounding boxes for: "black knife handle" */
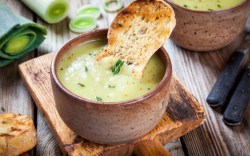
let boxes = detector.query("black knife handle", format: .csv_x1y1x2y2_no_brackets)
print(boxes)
223,64,250,126
206,48,248,107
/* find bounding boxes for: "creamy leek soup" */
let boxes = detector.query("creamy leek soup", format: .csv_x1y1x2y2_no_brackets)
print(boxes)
171,0,245,11
57,40,165,102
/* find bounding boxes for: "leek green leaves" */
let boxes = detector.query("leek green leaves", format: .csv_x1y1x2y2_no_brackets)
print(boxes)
0,3,46,67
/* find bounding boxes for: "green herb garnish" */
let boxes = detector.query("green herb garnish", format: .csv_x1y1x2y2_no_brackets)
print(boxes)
208,8,214,11
183,4,188,8
217,4,221,8
78,83,85,87
85,66,88,72
112,59,124,75
96,96,103,102
109,85,116,88
88,53,96,56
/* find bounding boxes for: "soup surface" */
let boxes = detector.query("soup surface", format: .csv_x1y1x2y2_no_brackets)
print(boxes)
171,0,245,11
57,40,165,102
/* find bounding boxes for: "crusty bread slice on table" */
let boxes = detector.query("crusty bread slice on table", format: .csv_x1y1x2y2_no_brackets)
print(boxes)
0,113,37,156
97,0,176,79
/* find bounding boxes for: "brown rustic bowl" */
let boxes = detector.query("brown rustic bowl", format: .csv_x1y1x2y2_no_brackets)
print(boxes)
166,0,250,51
50,29,173,145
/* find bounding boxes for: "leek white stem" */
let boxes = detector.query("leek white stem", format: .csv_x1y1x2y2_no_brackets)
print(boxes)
21,0,69,24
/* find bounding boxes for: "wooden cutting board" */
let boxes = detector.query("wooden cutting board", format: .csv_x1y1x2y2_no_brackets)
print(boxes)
19,53,206,156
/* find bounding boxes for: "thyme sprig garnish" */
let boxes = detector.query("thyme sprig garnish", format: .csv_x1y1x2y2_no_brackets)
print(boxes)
112,59,124,75
78,83,85,87
96,96,103,102
108,85,116,88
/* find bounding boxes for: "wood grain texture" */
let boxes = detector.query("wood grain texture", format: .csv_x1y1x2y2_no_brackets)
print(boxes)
2,0,250,155
34,0,71,155
134,139,172,156
18,53,205,156
36,111,63,156
165,28,250,155
0,1,36,155
0,0,34,117
164,139,185,156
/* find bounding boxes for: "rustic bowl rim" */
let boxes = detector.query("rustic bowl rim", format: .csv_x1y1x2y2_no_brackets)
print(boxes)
165,0,248,14
51,29,172,106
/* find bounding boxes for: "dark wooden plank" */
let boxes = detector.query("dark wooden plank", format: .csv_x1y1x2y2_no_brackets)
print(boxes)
0,0,34,117
164,139,185,156
0,1,36,155
36,110,63,156
165,29,250,155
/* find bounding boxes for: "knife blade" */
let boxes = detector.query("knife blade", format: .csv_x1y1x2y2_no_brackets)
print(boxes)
223,64,250,126
206,35,250,107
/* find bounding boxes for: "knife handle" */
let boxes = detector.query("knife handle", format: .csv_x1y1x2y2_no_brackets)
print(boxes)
223,64,250,126
206,48,248,107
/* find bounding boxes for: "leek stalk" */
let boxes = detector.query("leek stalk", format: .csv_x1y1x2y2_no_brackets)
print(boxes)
21,0,69,24
0,3,47,67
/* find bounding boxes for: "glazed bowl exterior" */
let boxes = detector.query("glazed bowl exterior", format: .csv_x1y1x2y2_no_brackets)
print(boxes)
50,29,173,145
166,0,250,52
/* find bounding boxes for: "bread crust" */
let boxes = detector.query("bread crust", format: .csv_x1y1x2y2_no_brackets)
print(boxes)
0,113,37,156
97,0,176,78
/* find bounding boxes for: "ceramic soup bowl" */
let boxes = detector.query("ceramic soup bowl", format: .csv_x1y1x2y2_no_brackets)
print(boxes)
50,29,172,145
166,0,250,52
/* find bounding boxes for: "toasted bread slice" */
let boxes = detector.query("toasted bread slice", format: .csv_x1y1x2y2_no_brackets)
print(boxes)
0,113,37,156
97,0,176,78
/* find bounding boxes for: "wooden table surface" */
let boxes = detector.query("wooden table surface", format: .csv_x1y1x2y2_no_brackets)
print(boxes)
1,0,250,156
